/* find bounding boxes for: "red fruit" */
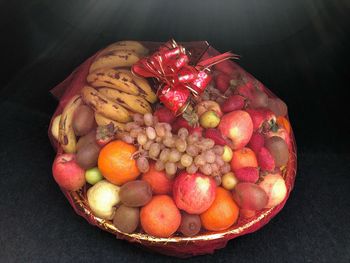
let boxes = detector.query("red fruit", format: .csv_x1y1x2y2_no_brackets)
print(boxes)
154,107,176,124
218,110,253,150
52,154,86,191
257,147,275,171
234,167,259,183
259,173,287,208
172,117,190,133
246,108,276,132
235,82,255,100
214,60,237,75
231,147,258,170
204,128,228,146
215,73,231,93
221,95,245,113
173,172,216,214
172,117,203,135
190,126,203,137
248,132,265,154
249,89,268,109
142,163,173,194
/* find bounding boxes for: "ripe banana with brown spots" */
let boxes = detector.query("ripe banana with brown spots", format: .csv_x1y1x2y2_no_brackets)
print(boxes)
89,50,140,73
87,68,157,104
58,96,82,153
97,41,148,58
98,87,152,114
111,68,157,103
51,114,61,140
94,113,126,131
86,68,140,95
80,86,131,123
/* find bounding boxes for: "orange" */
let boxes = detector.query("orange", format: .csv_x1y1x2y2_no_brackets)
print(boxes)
141,162,173,194
231,147,258,171
98,140,140,185
140,195,181,238
276,116,291,134
200,187,239,231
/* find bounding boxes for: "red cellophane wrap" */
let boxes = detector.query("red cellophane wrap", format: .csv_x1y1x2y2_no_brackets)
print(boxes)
48,41,297,258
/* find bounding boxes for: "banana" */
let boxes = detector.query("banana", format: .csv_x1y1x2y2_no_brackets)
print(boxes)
98,87,152,114
89,50,140,73
118,69,157,103
80,86,131,123
51,114,61,141
86,68,140,95
94,113,126,131
97,41,148,58
58,96,82,153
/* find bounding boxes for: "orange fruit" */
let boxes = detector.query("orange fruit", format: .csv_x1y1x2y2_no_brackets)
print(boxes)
140,195,181,238
98,140,140,185
276,116,291,134
200,187,239,231
231,147,258,171
141,162,173,194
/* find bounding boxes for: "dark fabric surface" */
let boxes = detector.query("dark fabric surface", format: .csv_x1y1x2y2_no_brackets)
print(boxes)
0,0,349,262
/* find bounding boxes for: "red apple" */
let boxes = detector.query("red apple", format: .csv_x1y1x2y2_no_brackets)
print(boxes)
172,117,203,136
245,108,276,132
215,73,231,93
259,173,287,208
52,154,86,191
173,172,216,214
153,107,176,124
235,81,255,100
218,110,253,150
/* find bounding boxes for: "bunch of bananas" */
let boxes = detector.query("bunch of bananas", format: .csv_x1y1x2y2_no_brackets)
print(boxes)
83,41,157,128
52,41,157,153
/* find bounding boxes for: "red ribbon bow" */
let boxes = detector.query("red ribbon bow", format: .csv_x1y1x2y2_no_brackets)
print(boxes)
132,39,237,114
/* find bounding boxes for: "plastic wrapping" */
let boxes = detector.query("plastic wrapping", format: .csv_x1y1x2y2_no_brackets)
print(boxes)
48,41,297,257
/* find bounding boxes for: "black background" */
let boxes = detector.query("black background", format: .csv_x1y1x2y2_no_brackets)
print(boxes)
1,0,349,262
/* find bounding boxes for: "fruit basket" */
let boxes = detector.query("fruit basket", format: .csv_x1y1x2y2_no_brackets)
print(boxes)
49,40,297,257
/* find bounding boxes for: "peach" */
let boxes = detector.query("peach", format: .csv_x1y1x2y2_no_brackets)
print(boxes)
231,147,258,171
142,163,173,194
173,172,216,214
259,173,287,208
52,154,85,191
218,110,253,150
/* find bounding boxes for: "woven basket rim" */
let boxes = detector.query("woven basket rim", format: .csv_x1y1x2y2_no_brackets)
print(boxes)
65,136,297,244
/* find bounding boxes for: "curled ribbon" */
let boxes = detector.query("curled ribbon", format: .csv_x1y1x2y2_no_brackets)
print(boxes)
132,39,238,114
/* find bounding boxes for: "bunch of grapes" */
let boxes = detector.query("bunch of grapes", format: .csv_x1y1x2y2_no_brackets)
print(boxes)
117,113,231,183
